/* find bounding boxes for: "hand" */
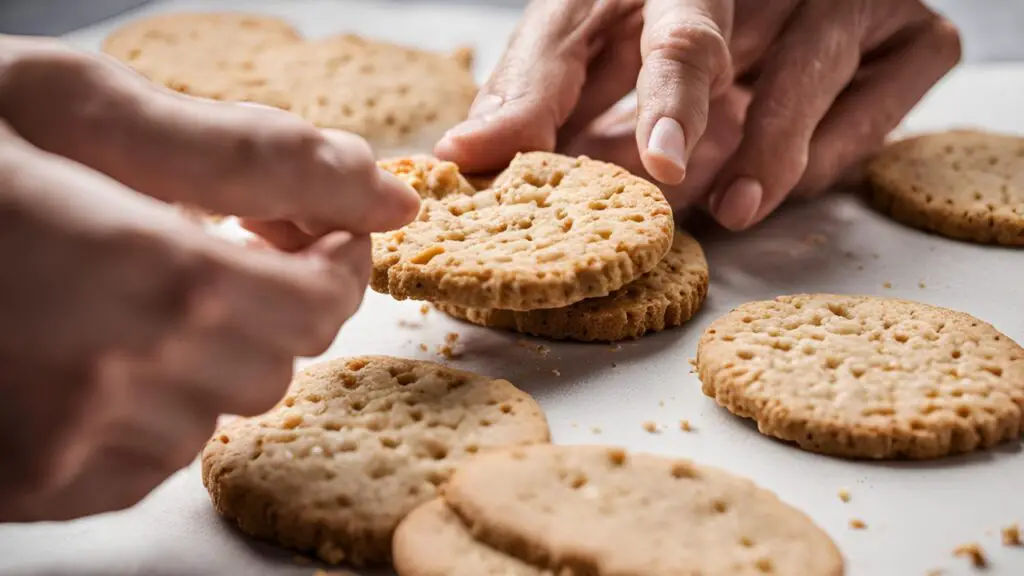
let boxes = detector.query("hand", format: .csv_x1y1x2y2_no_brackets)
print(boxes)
0,35,420,249
0,36,416,521
436,0,960,230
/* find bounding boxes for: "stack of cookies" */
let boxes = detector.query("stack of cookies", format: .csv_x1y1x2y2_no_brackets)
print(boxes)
374,152,711,342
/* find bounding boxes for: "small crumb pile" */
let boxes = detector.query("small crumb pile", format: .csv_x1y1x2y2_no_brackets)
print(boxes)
953,542,987,568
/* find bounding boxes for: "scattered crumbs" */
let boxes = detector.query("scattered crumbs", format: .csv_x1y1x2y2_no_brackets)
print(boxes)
642,421,659,434
837,488,851,503
437,344,460,359
679,420,693,432
953,542,987,568
293,555,313,566
551,368,561,377
1003,523,1022,546
591,426,602,435
804,233,827,247
918,280,927,289
419,304,431,316
445,332,460,344
882,281,893,289
849,519,867,530
418,343,428,352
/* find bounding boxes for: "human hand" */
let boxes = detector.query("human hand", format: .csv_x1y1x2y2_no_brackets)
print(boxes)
0,36,416,521
0,35,420,250
436,0,960,230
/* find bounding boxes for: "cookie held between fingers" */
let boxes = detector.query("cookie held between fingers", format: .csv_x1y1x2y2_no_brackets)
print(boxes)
440,445,844,576
868,130,1024,246
697,294,1024,459
201,356,550,565
393,499,545,576
373,153,675,310
437,229,708,342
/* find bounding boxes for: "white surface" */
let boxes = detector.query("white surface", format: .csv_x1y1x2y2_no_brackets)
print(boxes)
2,1,1024,575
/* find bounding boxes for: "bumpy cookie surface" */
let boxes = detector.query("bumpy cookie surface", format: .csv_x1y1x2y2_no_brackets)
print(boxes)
698,294,1024,459
201,356,549,565
393,499,545,576
373,153,675,310
867,130,1024,246
443,445,844,576
437,229,708,341
103,14,476,149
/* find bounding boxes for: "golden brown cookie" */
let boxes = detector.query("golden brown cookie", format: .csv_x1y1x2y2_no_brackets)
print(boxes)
697,294,1024,459
201,356,550,566
437,229,708,342
867,130,1024,246
441,445,844,576
393,499,546,576
373,153,675,311
103,14,476,149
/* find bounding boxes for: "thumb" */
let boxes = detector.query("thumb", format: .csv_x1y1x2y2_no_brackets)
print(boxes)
434,0,605,172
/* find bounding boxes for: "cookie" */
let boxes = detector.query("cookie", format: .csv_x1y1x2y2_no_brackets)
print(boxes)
867,130,1024,246
437,229,708,341
393,499,545,576
442,444,844,576
103,14,476,150
201,356,550,565
102,12,301,101
697,294,1024,459
373,153,675,311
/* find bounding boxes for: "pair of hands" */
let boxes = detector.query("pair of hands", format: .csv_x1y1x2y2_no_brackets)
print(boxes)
0,36,420,520
437,0,961,230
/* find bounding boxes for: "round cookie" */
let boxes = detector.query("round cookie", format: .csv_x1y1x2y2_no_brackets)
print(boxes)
102,12,301,100
373,153,675,311
437,229,709,342
442,445,844,576
697,294,1024,459
252,35,477,149
201,356,550,566
867,130,1024,246
393,499,544,576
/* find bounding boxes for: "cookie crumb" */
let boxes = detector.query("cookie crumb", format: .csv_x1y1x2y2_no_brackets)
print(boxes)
918,280,927,289
837,488,851,503
687,357,697,368
551,369,561,377
658,400,665,408
857,264,865,271
679,419,693,432
642,421,659,434
804,233,827,247
953,543,987,568
606,448,627,466
1002,523,1022,546
397,319,421,328
445,332,460,344
849,518,866,530
611,362,618,368
419,304,431,315
608,344,621,352
437,344,460,359
882,281,893,289
591,426,602,435
418,343,428,352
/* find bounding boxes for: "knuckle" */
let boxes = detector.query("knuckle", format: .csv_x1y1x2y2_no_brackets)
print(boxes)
646,16,730,81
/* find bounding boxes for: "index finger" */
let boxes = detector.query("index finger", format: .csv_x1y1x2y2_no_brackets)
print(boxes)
637,0,734,185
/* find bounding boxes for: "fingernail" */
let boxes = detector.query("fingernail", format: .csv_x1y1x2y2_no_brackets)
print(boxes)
646,117,687,184
710,177,763,231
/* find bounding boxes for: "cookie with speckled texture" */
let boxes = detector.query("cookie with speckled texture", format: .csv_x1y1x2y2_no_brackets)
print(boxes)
201,356,549,566
867,130,1024,246
442,445,844,576
373,153,675,311
393,499,546,576
697,294,1024,459
103,14,476,150
437,229,708,341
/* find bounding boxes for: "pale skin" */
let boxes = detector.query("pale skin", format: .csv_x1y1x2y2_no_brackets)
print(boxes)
1,0,961,522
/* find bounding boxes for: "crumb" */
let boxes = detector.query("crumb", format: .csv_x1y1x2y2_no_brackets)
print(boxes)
551,368,561,377
570,422,578,429
418,343,428,352
849,519,866,530
856,264,865,271
437,344,460,359
687,357,697,368
419,304,430,315
606,448,627,466
397,319,422,328
918,280,927,289
591,426,602,435
611,362,617,368
838,488,851,503
953,542,987,568
608,344,621,352
642,421,659,434
843,250,856,259
1002,523,1022,546
516,339,550,357
679,420,693,432
445,332,460,344
882,281,893,289
293,555,313,566
658,400,665,407
804,233,827,247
